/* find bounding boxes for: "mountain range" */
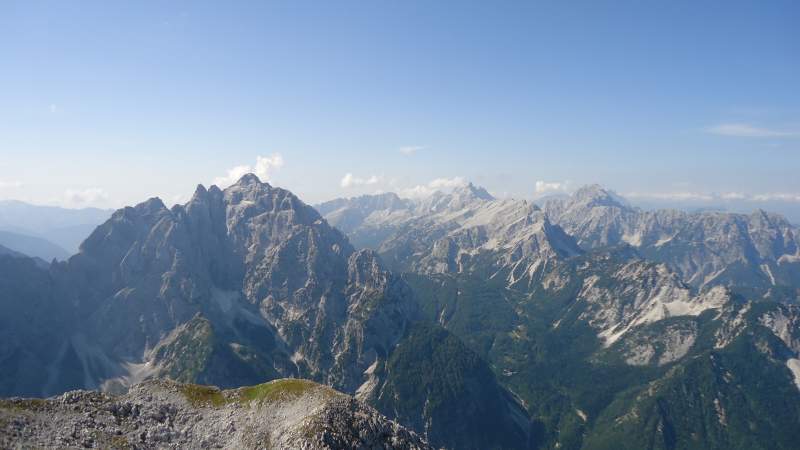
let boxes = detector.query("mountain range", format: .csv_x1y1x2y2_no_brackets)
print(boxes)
318,183,800,303
0,200,112,260
2,176,800,449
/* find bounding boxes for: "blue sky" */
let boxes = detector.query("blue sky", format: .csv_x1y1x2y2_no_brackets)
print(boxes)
1,1,798,219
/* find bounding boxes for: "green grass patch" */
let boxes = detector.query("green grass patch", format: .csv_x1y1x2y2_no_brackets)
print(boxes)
178,378,331,408
178,384,228,407
238,379,326,404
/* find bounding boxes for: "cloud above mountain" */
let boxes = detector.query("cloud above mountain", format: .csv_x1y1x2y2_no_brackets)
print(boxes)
400,176,466,198
63,187,110,206
399,146,425,155
625,190,800,203
340,173,383,188
534,180,571,197
0,180,23,189
213,154,284,187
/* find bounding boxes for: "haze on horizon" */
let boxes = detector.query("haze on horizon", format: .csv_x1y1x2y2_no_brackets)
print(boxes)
1,1,798,220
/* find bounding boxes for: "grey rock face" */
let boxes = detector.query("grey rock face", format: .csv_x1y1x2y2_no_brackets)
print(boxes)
0,378,431,449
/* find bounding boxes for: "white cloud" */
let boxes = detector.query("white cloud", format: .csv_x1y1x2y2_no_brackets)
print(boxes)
706,123,798,138
63,188,110,206
0,180,23,189
213,165,251,187
213,153,284,187
400,185,435,198
752,193,800,202
534,180,571,197
625,191,800,203
624,191,714,202
340,173,383,188
399,146,425,156
170,193,190,206
428,176,466,189
720,192,747,200
253,154,284,180
400,176,467,198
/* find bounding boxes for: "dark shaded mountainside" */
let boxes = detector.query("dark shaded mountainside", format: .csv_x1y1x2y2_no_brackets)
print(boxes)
0,175,532,450
318,184,800,450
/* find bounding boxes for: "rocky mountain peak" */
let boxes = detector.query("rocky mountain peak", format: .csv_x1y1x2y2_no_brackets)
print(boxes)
351,192,408,211
313,193,411,232
750,208,788,228
571,184,628,208
191,183,208,199
452,182,495,202
232,172,263,187
419,182,495,213
134,197,169,215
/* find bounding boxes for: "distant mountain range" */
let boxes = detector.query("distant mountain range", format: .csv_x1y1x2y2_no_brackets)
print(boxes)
0,200,112,261
2,177,800,449
318,183,800,303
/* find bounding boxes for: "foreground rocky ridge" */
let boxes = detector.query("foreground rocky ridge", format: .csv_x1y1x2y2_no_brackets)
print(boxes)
0,378,430,449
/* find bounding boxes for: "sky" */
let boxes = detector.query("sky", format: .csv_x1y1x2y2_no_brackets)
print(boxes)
1,1,799,220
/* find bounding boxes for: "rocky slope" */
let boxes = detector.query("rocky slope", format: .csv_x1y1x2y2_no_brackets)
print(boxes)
0,378,430,449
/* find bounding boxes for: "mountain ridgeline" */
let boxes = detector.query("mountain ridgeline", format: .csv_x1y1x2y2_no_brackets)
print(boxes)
2,176,800,449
